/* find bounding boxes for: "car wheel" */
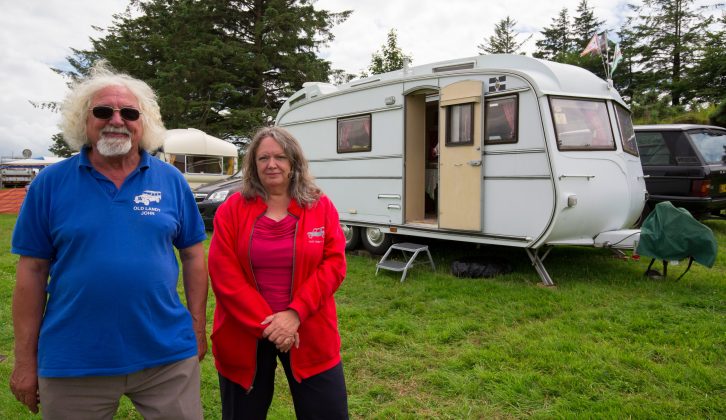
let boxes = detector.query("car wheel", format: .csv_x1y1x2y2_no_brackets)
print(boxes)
361,227,392,254
341,224,360,251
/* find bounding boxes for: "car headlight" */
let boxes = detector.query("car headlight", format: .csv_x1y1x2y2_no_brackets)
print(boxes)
207,190,230,203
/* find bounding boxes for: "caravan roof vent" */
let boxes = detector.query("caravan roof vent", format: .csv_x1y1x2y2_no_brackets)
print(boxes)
433,62,475,73
289,93,306,106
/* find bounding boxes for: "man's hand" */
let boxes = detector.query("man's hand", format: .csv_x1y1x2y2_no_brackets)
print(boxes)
10,362,39,414
194,324,208,361
179,243,209,361
12,256,48,414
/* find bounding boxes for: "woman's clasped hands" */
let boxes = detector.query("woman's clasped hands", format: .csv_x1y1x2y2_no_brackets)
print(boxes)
261,309,300,352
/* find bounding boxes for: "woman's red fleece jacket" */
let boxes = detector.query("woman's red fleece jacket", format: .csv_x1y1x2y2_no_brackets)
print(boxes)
208,193,347,389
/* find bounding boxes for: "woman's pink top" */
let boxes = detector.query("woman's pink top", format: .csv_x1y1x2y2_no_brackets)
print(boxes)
250,214,297,312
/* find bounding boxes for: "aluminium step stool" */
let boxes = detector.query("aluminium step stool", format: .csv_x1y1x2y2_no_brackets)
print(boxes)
375,242,436,282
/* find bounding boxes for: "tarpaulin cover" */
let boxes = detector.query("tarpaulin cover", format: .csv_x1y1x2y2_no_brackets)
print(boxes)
451,256,512,278
636,201,718,268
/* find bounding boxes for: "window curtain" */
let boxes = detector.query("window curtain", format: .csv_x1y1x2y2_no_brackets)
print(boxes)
583,109,610,146
340,123,351,148
501,101,515,138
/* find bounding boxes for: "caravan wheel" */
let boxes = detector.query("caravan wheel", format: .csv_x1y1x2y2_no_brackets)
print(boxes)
361,227,392,255
341,224,360,251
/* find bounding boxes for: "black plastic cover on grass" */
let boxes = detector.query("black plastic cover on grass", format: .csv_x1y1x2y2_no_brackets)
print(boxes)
451,256,512,278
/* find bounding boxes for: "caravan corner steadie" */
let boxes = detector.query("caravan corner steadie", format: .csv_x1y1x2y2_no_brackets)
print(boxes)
158,128,238,188
276,54,647,285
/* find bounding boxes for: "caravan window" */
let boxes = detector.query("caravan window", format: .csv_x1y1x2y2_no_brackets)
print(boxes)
550,98,615,151
167,154,236,175
484,95,518,144
187,156,223,174
445,103,474,145
615,104,639,156
337,114,372,153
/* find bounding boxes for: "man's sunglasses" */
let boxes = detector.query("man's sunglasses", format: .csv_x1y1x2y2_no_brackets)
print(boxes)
90,106,141,121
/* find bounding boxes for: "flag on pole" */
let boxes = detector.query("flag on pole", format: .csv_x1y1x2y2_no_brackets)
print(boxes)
610,43,622,74
580,32,607,57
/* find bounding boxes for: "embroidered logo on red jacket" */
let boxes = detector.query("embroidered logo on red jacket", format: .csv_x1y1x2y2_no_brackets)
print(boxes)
306,226,325,243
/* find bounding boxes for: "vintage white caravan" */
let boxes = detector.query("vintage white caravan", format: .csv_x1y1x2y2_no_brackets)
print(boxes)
157,128,238,188
276,54,647,285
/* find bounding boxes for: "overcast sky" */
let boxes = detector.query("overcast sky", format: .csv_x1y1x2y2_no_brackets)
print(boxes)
0,0,709,158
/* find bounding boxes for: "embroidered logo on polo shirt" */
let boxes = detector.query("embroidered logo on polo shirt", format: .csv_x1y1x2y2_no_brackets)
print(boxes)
133,190,162,216
306,226,325,244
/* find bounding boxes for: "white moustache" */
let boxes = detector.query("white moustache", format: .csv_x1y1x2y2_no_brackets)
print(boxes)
101,127,131,137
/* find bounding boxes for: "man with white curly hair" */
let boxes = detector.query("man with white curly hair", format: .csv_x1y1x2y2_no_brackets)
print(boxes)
10,61,208,419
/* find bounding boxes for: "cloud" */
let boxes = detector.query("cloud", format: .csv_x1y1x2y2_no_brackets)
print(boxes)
315,0,635,76
0,1,126,158
1,0,655,159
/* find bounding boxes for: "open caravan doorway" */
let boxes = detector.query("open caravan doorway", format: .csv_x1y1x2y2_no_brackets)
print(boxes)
404,90,440,227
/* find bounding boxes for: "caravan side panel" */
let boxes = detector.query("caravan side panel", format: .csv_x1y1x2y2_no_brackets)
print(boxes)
279,84,406,225
477,84,555,241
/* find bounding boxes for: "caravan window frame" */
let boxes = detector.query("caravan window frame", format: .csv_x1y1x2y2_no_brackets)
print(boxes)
445,103,475,146
168,154,236,175
549,97,616,151
614,103,639,156
337,114,372,153
484,95,518,144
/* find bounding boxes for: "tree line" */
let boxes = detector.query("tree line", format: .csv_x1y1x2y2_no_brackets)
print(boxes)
49,0,725,157
475,0,725,125
52,0,351,156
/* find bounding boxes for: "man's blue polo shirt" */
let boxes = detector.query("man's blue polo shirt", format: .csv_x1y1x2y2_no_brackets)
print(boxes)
11,147,206,377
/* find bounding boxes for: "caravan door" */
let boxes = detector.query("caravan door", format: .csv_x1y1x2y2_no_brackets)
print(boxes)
438,80,483,231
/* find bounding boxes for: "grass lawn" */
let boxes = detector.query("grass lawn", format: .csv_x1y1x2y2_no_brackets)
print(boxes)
0,213,724,418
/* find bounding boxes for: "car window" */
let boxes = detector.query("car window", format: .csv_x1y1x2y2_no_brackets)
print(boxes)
636,131,700,166
636,132,671,165
689,130,726,165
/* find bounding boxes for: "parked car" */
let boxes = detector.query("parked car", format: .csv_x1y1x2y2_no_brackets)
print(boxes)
193,169,242,230
634,124,726,219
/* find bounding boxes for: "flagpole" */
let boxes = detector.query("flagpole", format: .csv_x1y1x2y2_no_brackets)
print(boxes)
596,30,610,80
581,30,615,87
604,31,613,87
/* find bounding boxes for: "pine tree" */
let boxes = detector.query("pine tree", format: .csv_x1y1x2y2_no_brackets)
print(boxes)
477,16,532,55
60,0,351,141
625,0,712,106
534,8,575,62
688,13,726,103
571,0,607,79
572,0,603,45
367,29,413,75
48,133,74,158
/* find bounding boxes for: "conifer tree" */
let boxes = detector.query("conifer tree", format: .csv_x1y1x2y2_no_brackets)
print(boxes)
367,29,413,75
624,0,712,106
534,8,575,62
477,16,532,55
61,0,351,141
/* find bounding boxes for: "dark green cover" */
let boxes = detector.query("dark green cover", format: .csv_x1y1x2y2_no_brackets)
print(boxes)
636,202,718,268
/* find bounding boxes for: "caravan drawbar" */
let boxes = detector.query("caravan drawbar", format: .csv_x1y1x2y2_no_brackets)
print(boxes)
276,54,647,285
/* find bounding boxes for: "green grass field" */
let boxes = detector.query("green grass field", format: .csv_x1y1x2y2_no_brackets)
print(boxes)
0,213,724,418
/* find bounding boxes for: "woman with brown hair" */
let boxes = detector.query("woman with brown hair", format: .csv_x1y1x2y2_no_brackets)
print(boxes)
208,126,349,419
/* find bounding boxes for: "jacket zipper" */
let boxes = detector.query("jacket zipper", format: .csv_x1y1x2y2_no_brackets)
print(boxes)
290,215,298,307
288,214,299,381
